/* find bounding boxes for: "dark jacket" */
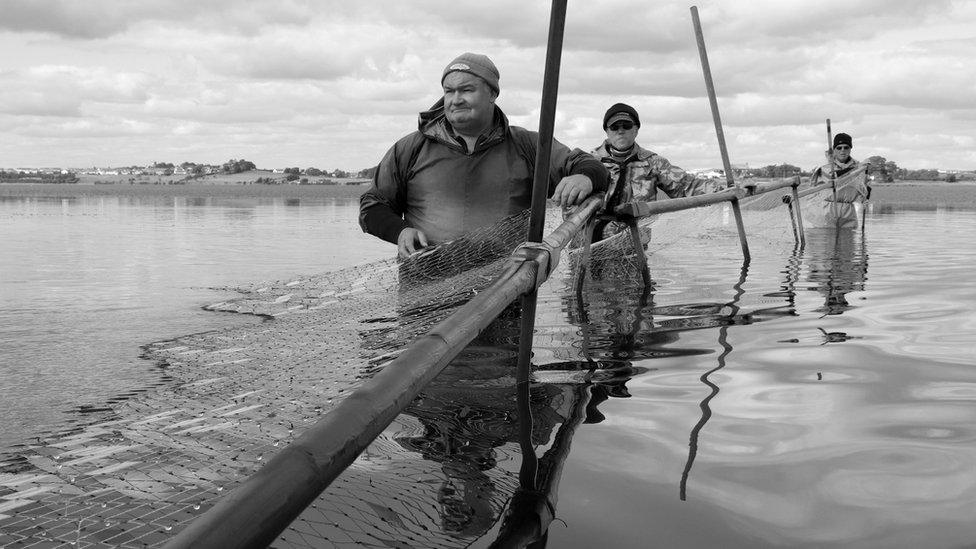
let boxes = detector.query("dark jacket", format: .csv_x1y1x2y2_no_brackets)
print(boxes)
360,100,608,245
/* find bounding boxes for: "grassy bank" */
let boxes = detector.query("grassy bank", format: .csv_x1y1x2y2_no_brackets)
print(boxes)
870,181,976,208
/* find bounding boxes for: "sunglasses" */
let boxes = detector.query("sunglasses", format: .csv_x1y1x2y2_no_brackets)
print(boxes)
609,122,634,131
834,145,851,151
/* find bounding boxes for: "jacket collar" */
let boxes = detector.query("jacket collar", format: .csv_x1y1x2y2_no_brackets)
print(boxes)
418,98,509,153
834,156,857,170
595,141,655,162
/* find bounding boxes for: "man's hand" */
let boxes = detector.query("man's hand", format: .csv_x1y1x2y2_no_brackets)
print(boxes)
397,227,429,259
551,174,593,207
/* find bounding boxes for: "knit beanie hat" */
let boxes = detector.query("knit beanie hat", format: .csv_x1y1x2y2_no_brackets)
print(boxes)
833,133,853,148
442,53,500,93
603,103,641,129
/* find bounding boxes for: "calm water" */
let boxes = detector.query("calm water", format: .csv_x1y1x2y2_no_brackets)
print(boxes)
534,206,976,548
1,189,975,547
0,193,390,449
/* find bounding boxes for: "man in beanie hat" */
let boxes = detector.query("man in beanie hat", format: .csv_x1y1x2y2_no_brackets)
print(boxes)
360,53,608,258
587,102,716,240
809,130,871,228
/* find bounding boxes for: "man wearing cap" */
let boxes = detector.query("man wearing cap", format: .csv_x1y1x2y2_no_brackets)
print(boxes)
810,132,871,228
360,52,608,258
813,132,860,180
588,103,716,240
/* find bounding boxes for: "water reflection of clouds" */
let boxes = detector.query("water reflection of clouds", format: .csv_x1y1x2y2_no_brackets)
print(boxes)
912,382,976,400
541,228,976,544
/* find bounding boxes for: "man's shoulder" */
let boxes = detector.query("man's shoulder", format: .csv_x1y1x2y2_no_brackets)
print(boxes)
507,124,537,140
386,131,429,159
504,125,540,155
394,130,426,146
634,144,659,161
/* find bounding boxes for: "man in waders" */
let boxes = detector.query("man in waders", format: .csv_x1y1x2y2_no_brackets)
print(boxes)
809,132,872,228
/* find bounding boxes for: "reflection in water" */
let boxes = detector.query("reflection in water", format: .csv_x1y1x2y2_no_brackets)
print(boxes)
680,228,869,500
805,228,868,317
393,313,594,542
680,261,749,501
389,245,811,543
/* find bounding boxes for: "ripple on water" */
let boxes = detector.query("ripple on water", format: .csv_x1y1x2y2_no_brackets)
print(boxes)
819,446,976,506
738,347,884,384
912,382,976,401
876,424,975,443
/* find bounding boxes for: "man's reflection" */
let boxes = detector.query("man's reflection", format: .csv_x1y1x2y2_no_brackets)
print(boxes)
393,313,581,539
805,227,868,316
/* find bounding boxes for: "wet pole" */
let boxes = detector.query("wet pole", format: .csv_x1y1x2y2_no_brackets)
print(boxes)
690,6,749,261
516,0,568,493
827,118,838,200
792,174,806,247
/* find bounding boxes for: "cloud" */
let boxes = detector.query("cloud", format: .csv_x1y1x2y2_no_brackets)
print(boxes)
0,0,315,39
0,66,151,116
1,0,975,170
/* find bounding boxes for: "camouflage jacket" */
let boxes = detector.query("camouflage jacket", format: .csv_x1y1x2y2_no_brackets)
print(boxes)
589,142,715,210
811,157,870,203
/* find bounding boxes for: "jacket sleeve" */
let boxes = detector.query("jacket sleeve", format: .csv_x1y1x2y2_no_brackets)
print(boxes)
547,137,610,193
652,155,715,198
809,165,826,185
358,134,422,244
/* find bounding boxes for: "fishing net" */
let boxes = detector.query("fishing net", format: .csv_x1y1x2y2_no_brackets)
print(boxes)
0,184,808,548
736,169,869,229
0,207,557,548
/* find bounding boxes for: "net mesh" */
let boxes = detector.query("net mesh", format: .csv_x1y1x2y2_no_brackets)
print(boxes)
0,187,810,548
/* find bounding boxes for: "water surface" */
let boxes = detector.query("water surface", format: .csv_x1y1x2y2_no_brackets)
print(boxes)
1,187,975,548
0,192,390,449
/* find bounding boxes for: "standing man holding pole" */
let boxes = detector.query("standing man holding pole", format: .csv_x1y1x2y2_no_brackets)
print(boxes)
809,131,871,228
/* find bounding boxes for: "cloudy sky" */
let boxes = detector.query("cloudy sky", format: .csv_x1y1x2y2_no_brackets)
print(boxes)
2,0,974,172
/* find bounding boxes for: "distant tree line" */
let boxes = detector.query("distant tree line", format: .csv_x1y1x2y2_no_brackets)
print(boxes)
738,156,973,183
745,164,805,178
0,171,79,184
221,159,257,174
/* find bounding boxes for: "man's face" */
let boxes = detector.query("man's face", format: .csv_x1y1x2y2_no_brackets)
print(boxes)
443,71,496,136
833,144,851,162
606,118,638,150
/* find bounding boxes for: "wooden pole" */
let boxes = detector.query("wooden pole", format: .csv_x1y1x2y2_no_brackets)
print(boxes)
730,198,750,260
690,6,735,190
791,175,806,247
826,118,837,200
162,194,602,549
518,0,568,432
526,0,568,242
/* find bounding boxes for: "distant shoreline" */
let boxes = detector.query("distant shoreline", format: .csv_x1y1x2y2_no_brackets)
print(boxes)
2,180,974,207
0,182,371,199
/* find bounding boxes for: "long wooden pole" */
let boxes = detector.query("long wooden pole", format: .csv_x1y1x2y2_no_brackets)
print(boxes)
690,6,735,190
526,0,568,242
163,196,601,549
791,175,806,247
826,118,837,200
518,0,569,441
